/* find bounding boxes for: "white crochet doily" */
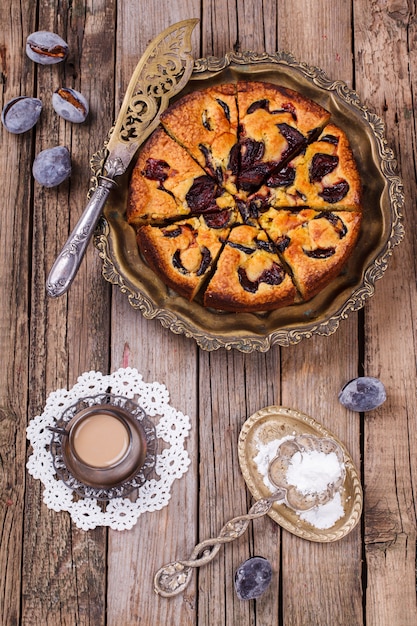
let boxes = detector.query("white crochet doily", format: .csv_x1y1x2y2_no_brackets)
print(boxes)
26,368,191,531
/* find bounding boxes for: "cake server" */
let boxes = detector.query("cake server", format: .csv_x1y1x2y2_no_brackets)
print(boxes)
46,18,198,297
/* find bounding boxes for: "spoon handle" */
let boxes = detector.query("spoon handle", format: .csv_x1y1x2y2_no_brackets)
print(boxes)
46,173,117,297
154,494,279,597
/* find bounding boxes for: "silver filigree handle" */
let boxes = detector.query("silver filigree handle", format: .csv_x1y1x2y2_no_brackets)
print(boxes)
153,490,283,598
46,158,123,297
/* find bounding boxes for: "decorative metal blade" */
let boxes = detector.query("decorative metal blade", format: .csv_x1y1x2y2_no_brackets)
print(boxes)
104,18,199,174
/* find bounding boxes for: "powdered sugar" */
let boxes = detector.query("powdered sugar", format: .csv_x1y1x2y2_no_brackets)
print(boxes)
254,435,346,530
299,491,344,529
286,449,343,495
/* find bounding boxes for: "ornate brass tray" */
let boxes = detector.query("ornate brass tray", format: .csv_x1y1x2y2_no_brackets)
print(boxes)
238,406,363,542
93,51,404,352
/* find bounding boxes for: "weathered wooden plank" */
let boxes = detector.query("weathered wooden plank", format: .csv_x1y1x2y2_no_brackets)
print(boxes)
105,5,200,624
196,8,284,625
20,1,116,624
0,2,37,624
354,1,417,624
276,2,364,625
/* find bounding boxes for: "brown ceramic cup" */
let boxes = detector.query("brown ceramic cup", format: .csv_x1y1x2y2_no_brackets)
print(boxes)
61,404,148,489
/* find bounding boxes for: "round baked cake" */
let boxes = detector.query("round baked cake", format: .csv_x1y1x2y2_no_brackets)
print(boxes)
126,81,362,312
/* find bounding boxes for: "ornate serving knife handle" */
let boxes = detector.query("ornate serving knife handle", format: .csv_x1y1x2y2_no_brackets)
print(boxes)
154,491,283,598
46,158,123,297
46,18,198,298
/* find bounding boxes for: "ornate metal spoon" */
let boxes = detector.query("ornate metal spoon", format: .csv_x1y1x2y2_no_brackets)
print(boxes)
46,19,198,297
153,487,285,598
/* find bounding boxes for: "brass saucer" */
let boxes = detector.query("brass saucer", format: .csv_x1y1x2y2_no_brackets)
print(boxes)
238,405,363,542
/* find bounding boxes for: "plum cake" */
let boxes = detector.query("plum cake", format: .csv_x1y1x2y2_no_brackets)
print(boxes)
127,81,362,313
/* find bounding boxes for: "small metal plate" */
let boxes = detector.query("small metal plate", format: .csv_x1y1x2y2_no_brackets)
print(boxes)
93,50,404,352
238,405,363,542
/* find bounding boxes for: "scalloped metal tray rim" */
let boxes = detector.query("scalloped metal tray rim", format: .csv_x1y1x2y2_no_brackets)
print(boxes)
93,50,405,352
238,405,363,542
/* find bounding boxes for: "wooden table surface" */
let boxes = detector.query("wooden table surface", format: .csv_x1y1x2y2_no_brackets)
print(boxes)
1,1,417,624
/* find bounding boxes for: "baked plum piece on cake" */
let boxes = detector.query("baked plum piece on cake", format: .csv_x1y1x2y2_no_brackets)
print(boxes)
255,123,362,211
203,224,298,312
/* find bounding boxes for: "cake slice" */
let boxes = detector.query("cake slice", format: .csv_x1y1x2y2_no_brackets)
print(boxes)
259,207,362,300
236,81,331,194
203,224,298,312
127,126,236,226
160,83,239,194
137,215,232,301
257,123,362,211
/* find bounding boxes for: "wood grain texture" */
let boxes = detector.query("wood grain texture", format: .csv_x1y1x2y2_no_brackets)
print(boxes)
19,1,116,624
1,0,416,624
0,1,37,624
354,1,417,624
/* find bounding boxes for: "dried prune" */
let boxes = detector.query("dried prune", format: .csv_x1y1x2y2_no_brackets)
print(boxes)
319,180,349,203
32,146,71,187
142,158,170,183
196,246,212,276
52,87,89,123
26,31,69,65
1,96,42,134
235,556,272,600
215,98,230,121
310,153,339,182
185,175,221,213
266,164,296,188
338,377,386,412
